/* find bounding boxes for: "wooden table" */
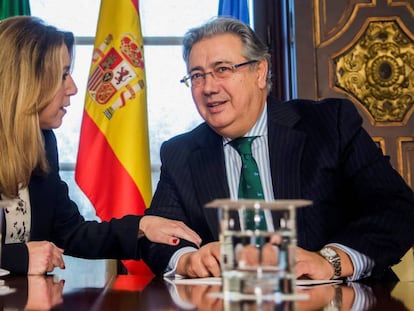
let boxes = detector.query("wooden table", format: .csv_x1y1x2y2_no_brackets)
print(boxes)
0,273,413,310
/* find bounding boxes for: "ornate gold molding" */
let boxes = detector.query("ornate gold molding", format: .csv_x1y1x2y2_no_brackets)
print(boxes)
387,0,414,16
314,0,376,47
332,18,414,126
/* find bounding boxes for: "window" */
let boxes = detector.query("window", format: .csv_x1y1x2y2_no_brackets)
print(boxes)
31,0,219,220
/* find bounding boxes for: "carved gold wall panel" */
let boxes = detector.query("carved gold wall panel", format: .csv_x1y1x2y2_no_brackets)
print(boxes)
314,0,376,47
388,0,414,16
332,18,414,125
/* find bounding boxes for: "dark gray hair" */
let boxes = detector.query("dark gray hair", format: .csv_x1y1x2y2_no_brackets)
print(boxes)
182,17,272,92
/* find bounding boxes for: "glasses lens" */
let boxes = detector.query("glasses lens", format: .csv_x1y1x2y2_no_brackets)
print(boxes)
190,72,205,87
213,64,233,79
182,61,255,87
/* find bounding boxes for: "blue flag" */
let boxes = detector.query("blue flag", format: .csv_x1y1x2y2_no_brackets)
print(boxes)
218,0,250,25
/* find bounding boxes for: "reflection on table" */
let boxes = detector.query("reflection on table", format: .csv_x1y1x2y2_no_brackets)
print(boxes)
0,273,412,310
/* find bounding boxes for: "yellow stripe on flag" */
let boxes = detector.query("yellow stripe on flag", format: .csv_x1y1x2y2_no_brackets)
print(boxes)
83,0,151,207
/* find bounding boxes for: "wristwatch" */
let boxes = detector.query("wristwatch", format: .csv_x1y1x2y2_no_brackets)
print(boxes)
319,247,341,279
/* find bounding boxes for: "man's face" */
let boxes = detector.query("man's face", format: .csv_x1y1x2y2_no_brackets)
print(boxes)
188,33,268,138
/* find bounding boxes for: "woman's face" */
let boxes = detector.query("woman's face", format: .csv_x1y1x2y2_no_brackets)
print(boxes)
38,46,78,129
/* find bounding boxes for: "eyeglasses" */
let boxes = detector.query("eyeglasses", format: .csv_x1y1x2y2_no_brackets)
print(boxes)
180,60,258,88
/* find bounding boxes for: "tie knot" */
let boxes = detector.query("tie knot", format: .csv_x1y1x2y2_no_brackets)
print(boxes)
229,136,258,155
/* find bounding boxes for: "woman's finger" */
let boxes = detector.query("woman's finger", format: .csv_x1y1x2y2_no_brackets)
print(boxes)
171,224,201,246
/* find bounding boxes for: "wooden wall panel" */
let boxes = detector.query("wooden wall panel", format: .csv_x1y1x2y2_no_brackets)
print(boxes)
293,0,414,186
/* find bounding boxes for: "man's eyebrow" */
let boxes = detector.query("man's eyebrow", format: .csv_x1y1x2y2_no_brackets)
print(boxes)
189,66,203,73
189,61,230,72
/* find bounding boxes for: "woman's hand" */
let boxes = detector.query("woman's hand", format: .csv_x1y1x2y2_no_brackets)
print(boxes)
26,241,65,275
139,216,202,247
25,275,64,310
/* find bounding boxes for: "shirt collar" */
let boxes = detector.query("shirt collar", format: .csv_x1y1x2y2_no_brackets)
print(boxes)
223,103,268,145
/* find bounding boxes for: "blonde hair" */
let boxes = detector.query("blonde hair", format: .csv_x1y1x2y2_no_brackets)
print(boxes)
0,16,74,198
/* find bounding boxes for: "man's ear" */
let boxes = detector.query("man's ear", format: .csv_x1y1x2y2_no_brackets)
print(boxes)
256,59,268,90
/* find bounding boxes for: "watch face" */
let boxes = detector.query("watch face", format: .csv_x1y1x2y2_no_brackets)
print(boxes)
320,247,341,278
321,248,336,257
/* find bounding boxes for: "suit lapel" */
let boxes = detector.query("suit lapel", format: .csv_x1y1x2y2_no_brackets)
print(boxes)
267,98,307,199
189,127,229,239
187,99,308,238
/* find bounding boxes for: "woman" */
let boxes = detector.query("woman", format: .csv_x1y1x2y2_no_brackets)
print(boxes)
0,16,201,275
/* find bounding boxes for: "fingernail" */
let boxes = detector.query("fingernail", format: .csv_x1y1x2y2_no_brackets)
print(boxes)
172,238,179,244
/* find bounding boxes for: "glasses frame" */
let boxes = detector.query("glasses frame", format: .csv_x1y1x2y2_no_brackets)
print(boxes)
180,59,258,87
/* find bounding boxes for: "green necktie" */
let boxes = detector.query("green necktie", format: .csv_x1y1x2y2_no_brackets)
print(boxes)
230,136,267,230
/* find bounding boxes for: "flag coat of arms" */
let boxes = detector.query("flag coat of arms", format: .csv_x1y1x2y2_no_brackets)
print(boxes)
75,0,152,275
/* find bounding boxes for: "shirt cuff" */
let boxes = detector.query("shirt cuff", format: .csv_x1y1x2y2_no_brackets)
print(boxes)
164,246,198,278
328,243,375,281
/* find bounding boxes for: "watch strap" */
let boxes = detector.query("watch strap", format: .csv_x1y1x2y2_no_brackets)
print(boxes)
319,247,342,279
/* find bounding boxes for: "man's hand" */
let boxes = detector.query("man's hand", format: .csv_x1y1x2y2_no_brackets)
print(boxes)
176,242,221,278
176,284,222,311
296,246,353,279
236,243,279,267
295,284,338,310
26,241,65,275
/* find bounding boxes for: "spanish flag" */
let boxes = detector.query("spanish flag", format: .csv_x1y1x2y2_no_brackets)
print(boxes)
75,0,152,276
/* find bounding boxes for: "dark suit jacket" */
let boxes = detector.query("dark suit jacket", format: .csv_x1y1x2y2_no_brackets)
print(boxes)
142,97,414,280
2,130,141,274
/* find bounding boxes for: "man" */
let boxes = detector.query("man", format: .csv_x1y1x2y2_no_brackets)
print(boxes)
141,17,414,281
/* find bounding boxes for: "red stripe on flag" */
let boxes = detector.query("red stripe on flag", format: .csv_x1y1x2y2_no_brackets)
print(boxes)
122,259,154,277
76,0,153,276
87,68,104,92
131,0,138,12
75,111,146,221
112,274,153,291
